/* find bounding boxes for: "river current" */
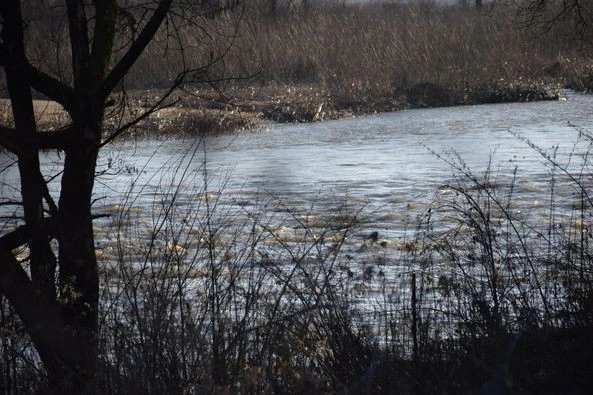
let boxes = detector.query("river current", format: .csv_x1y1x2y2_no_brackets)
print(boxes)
1,92,592,243
94,90,593,239
1,90,593,332
1,91,593,302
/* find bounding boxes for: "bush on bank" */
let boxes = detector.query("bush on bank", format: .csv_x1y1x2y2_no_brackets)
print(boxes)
102,1,592,130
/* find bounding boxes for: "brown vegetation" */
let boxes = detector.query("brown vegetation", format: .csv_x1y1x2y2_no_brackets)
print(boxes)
10,1,590,135
117,0,593,133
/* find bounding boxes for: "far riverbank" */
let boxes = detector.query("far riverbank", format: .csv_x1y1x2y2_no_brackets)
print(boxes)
128,80,562,137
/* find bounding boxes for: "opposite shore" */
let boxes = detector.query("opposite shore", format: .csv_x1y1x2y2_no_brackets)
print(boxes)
128,79,563,137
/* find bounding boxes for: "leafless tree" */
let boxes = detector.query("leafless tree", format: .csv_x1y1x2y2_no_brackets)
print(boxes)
0,0,239,392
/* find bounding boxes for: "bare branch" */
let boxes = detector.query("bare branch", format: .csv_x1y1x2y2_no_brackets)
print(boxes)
0,126,74,153
100,75,183,147
0,125,22,155
0,43,76,111
98,0,174,100
25,65,76,112
90,0,117,82
0,218,56,251
65,0,91,92
0,246,85,384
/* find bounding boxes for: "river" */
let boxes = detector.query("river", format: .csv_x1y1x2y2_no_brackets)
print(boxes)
1,90,592,321
93,90,593,239
2,91,592,255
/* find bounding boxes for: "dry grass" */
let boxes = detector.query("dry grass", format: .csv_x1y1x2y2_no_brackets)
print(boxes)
129,2,582,102
8,1,590,137
132,1,589,130
0,99,69,129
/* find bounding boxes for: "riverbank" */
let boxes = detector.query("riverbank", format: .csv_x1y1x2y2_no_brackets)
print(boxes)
196,80,561,123
117,0,585,137
126,79,562,137
6,0,590,138
0,79,563,139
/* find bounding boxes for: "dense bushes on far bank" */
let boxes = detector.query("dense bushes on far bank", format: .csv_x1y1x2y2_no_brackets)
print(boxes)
14,1,592,134
125,1,585,123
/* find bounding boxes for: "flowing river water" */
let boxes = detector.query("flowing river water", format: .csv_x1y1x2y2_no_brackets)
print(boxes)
94,90,593,240
2,90,593,327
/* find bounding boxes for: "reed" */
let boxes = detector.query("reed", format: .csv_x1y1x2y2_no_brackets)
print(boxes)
125,1,587,102
1,130,593,393
18,1,588,106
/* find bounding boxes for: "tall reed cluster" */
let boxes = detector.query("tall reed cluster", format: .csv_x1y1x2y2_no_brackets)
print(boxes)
20,1,587,101
125,1,588,98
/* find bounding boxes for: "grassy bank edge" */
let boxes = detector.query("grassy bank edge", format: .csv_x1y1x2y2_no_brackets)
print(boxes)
127,79,562,138
0,80,563,139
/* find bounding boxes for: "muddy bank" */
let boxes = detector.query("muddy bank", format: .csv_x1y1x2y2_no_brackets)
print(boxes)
145,81,560,135
2,81,561,139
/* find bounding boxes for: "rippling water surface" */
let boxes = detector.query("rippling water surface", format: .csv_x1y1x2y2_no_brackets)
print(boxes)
2,90,593,327
2,91,593,274
89,91,593,239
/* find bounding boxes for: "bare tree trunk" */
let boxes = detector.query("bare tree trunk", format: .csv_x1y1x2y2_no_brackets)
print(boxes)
0,1,102,390
0,0,231,391
1,0,57,304
56,120,102,392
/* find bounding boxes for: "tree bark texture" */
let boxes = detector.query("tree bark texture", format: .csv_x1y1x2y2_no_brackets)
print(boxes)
0,0,172,391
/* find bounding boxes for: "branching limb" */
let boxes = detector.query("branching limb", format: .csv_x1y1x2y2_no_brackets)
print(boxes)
0,246,85,387
100,74,183,147
0,126,74,153
0,43,75,111
99,0,174,100
0,218,57,252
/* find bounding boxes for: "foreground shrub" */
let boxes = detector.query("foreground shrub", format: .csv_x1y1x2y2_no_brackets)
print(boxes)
412,138,593,392
2,133,593,393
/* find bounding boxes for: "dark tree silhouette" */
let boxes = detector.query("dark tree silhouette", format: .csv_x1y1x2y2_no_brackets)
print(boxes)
0,0,238,392
515,0,593,41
